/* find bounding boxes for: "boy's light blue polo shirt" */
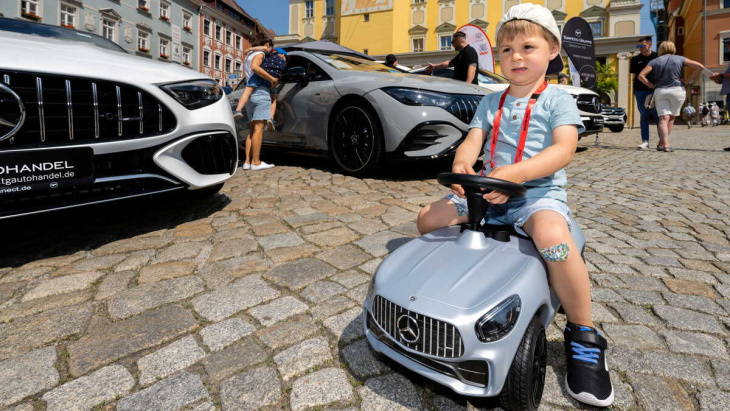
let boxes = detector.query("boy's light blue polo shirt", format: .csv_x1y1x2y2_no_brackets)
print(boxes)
468,85,585,203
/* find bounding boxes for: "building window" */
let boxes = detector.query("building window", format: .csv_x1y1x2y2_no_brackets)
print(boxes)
183,47,191,65
214,53,221,70
215,25,222,42
138,0,149,10
440,35,451,51
225,58,232,73
235,61,242,72
721,34,730,64
102,18,116,42
413,0,425,3
589,21,602,38
305,1,314,18
364,13,370,22
60,3,76,28
203,49,211,67
235,35,241,50
226,29,232,46
183,13,192,30
137,30,149,51
325,0,334,15
203,19,211,36
412,38,424,52
159,38,169,58
160,2,170,20
363,49,368,55
724,0,730,8
21,0,40,20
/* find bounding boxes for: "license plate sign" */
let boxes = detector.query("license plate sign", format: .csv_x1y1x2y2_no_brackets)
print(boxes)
0,148,94,195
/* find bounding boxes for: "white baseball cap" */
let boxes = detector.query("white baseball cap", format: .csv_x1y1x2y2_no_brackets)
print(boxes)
496,3,564,74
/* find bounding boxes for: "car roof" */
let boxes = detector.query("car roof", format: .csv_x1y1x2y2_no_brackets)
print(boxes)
0,17,127,53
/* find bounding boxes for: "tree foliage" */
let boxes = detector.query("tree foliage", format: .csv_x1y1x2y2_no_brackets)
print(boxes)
596,61,618,97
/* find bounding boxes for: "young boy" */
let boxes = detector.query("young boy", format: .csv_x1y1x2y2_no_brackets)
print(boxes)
233,47,288,131
416,4,613,407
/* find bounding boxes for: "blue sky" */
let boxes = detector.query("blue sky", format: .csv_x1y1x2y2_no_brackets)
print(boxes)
236,0,290,36
237,0,657,47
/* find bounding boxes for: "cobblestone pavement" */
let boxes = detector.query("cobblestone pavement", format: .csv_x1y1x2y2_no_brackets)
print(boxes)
1,125,729,411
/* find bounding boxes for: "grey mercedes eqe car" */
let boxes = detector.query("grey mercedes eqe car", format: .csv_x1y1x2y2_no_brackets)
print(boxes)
230,47,488,176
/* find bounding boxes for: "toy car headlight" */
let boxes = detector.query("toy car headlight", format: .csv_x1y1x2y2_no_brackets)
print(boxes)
160,79,223,110
475,295,521,342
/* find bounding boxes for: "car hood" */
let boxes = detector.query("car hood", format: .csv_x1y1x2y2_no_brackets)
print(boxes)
0,33,207,84
334,71,486,96
375,227,543,310
554,84,597,96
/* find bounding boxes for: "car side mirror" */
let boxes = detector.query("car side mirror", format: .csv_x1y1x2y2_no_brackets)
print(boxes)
221,86,233,95
281,66,307,84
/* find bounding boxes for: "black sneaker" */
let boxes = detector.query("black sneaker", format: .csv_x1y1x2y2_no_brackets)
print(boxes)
564,323,614,407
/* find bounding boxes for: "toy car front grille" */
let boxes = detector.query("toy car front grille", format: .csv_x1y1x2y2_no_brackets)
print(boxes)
0,70,176,149
371,295,464,359
446,95,482,125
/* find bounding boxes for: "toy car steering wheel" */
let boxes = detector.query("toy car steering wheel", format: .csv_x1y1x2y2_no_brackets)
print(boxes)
436,173,526,232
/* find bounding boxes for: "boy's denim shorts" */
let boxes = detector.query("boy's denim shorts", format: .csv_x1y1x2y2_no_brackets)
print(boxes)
247,74,270,89
445,194,572,236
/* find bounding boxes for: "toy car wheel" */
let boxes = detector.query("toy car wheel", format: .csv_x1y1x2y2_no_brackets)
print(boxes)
499,315,547,411
608,125,624,133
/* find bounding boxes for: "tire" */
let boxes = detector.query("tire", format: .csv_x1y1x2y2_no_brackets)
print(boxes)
186,183,224,198
329,103,384,176
499,315,548,411
608,125,624,133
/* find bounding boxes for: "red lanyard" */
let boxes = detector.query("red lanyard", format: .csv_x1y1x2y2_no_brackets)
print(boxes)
483,81,549,174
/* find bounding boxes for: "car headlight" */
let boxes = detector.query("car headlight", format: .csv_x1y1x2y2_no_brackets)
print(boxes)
382,87,455,108
475,295,521,342
160,79,223,110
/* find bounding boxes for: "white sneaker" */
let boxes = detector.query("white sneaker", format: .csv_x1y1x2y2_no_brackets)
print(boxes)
266,119,276,131
637,141,649,150
241,162,251,170
233,110,244,120
250,161,275,171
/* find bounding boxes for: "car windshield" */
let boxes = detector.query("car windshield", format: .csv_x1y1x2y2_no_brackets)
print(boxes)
314,53,401,73
0,17,127,53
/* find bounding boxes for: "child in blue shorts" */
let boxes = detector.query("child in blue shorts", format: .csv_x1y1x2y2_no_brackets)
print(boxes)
416,4,613,407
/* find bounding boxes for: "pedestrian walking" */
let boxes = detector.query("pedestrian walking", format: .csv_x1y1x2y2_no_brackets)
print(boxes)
630,36,658,149
709,63,730,150
682,103,695,128
426,31,479,84
385,54,398,69
710,102,720,126
638,41,705,152
700,103,710,126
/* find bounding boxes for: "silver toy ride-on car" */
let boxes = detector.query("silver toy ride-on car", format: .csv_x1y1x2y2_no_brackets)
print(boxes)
363,173,586,411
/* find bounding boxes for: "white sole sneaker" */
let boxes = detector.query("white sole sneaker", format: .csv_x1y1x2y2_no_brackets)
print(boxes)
250,162,274,171
241,163,251,170
565,373,614,408
233,111,244,121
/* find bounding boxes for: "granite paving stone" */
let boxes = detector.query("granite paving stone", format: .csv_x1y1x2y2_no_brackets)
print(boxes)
628,373,695,411
207,238,258,262
116,371,208,411
256,315,320,350
354,231,411,257
0,303,94,361
316,245,371,270
199,317,256,352
710,359,730,390
609,302,657,325
662,330,729,359
192,275,280,321
263,258,336,291
107,276,204,319
0,347,58,407
0,290,91,322
137,261,197,284
67,304,197,377
248,296,309,326
615,288,666,305
257,232,303,251
663,279,719,299
219,367,281,410
290,368,353,411
341,338,390,379
323,306,364,344
202,338,268,383
602,324,664,350
359,373,422,411
639,351,716,386
42,364,134,411
137,336,206,386
698,389,730,411
662,292,727,315
21,271,104,302
115,250,156,273
304,227,360,247
653,305,726,334
301,280,347,303
197,255,272,290
273,336,333,381
95,270,136,300
330,270,370,289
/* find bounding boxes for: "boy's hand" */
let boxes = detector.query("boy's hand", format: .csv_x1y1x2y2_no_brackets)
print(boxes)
450,161,476,198
484,165,525,204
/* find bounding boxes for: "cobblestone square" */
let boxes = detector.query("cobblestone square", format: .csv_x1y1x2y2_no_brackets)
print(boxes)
0,126,728,410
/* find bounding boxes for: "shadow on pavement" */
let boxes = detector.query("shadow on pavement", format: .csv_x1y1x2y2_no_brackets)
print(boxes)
0,191,229,267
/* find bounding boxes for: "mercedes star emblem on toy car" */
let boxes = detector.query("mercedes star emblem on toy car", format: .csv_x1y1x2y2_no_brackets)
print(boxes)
397,315,420,343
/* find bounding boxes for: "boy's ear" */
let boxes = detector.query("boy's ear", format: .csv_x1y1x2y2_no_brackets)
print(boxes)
549,43,560,60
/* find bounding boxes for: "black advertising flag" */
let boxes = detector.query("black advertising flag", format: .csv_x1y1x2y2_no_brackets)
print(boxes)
561,17,597,90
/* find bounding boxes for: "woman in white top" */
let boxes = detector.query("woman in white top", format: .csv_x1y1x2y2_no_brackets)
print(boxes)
638,41,705,152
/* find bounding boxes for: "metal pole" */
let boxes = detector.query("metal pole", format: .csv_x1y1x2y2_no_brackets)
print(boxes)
702,0,706,104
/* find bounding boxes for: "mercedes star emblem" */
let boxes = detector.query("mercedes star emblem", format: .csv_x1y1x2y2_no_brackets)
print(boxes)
0,83,26,142
397,315,420,344
575,29,582,37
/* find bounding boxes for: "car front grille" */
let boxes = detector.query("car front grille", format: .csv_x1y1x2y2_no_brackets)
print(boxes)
181,133,238,175
446,95,482,124
0,70,176,149
371,295,464,359
575,94,601,114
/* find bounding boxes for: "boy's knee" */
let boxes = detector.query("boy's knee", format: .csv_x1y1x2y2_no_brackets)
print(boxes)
416,207,433,235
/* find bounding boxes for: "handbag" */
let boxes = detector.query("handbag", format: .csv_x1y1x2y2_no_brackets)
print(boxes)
644,93,655,109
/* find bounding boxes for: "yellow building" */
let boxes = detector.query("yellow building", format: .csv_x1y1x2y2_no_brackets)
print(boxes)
278,0,646,107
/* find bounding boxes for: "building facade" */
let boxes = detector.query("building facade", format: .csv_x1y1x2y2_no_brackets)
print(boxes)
3,0,201,70
198,0,269,87
667,0,730,107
